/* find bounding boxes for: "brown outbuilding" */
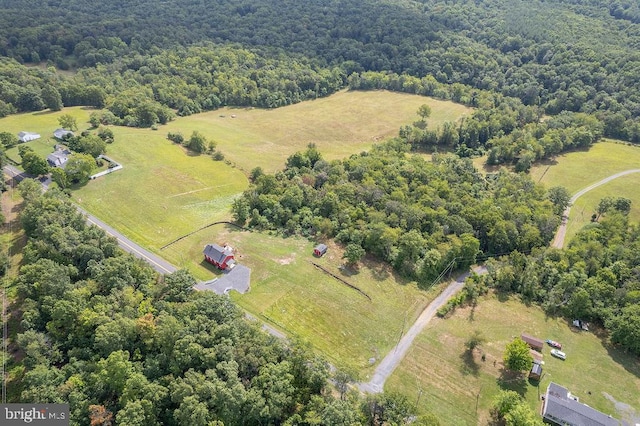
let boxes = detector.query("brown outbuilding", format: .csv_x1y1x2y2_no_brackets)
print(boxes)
521,333,544,352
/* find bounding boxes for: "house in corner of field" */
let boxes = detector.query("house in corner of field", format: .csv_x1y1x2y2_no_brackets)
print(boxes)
203,243,235,270
53,128,74,140
17,131,41,143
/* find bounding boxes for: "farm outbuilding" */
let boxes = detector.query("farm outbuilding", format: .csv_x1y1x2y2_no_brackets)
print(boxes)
529,362,542,380
17,131,40,142
203,244,235,270
313,244,328,257
521,333,544,352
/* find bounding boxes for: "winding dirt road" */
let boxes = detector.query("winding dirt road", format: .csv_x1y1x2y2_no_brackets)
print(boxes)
551,169,640,249
358,266,487,393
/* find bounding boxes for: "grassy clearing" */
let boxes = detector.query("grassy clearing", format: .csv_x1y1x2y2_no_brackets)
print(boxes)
165,224,439,370
530,140,640,242
73,125,248,250
530,140,640,193
166,90,472,173
386,296,640,425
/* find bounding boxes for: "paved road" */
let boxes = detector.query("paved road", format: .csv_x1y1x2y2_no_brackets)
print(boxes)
358,265,487,393
551,169,640,249
78,206,178,275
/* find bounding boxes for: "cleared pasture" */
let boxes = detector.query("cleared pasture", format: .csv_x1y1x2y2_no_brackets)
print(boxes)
386,296,640,425
530,140,640,243
164,89,472,173
165,224,438,370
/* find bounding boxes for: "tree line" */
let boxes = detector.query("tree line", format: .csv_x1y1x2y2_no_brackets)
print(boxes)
2,0,640,143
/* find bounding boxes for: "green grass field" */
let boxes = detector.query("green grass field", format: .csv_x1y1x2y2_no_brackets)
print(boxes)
386,296,640,425
165,89,472,173
164,224,438,370
530,140,640,243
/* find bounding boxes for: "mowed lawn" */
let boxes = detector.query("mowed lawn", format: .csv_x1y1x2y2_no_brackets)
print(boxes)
164,224,437,370
530,140,640,243
164,89,472,173
386,296,640,425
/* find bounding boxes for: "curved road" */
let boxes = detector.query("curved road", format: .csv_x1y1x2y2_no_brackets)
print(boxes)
551,169,640,249
358,266,487,393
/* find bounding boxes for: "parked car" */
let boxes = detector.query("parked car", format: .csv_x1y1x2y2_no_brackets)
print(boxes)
572,319,589,331
546,339,562,349
550,349,566,360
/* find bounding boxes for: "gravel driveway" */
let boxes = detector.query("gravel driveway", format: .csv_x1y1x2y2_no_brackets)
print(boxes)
194,264,251,295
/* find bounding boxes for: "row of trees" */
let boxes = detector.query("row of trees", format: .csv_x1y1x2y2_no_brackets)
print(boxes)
10,183,441,425
232,142,563,284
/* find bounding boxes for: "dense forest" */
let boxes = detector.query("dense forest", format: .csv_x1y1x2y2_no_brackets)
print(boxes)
232,142,563,283
1,0,640,144
9,182,439,425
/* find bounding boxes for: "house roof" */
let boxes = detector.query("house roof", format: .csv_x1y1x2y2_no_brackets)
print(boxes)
314,244,327,252
203,244,234,264
543,383,620,426
17,131,41,141
529,363,542,376
46,150,69,168
521,333,544,349
53,128,74,139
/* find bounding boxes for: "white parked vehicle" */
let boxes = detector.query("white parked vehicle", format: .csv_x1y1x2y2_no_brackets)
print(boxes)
550,349,566,360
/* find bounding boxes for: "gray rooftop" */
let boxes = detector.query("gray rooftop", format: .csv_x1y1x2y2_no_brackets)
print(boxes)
543,383,620,426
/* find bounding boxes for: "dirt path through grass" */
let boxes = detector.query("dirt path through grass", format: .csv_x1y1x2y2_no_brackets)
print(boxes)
358,266,487,393
551,169,640,248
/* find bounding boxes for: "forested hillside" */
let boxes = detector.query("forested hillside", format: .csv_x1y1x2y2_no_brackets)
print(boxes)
1,0,640,141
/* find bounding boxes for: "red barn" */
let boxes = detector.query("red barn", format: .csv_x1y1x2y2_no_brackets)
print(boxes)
313,244,328,257
203,244,235,270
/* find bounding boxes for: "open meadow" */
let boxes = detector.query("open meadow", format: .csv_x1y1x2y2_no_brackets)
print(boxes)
530,140,640,243
386,296,640,425
164,89,472,173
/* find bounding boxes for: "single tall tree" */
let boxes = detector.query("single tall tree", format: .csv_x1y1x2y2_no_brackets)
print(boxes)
503,337,533,372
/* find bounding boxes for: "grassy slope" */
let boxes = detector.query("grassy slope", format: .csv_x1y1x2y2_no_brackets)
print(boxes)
386,296,640,425
168,225,437,369
164,90,472,173
530,140,640,242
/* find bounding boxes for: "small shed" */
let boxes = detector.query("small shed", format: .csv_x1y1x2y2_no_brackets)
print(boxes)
521,333,544,352
313,244,328,257
529,362,542,380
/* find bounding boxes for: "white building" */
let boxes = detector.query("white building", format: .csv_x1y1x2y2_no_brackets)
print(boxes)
17,131,41,143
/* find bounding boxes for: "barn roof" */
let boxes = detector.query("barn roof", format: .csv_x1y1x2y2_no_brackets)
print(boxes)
203,244,233,263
